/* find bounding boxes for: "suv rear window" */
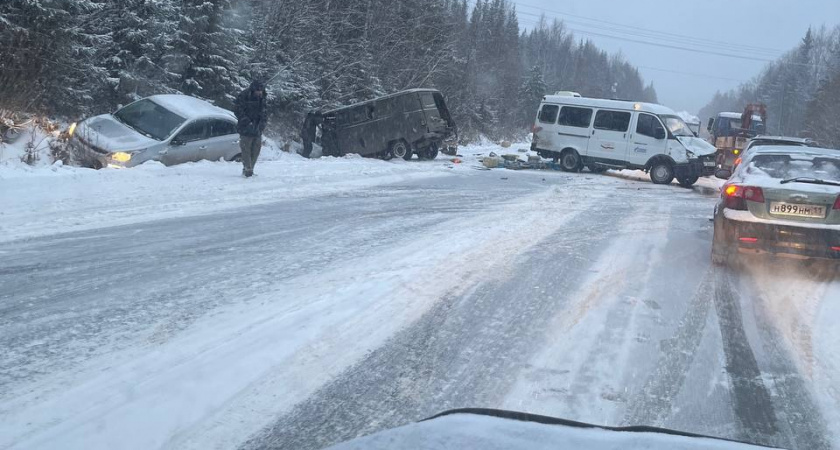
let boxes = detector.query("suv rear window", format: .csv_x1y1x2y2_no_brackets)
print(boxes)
558,106,592,128
594,110,631,132
539,105,559,124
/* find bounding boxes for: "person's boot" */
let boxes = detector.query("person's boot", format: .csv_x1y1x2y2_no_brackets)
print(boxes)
245,169,253,178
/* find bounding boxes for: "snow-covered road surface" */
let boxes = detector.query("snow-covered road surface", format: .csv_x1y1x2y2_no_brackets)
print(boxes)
2,156,839,450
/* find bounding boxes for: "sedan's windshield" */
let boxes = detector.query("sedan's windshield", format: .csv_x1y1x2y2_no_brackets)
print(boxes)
660,115,695,137
113,99,186,141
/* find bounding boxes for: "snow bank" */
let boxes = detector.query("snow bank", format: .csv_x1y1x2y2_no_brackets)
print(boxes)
0,139,506,243
0,127,54,167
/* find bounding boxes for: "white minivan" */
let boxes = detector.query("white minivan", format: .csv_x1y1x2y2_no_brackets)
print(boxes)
531,95,717,187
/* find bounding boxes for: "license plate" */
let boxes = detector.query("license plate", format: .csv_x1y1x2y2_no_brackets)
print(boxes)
769,202,826,219
703,161,715,167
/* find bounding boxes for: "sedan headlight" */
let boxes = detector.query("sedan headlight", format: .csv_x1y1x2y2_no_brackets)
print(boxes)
110,151,133,163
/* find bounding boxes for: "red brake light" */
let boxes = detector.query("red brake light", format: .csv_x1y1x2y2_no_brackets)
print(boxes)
723,185,763,209
834,195,840,211
739,237,759,243
743,186,764,203
734,157,742,167
832,246,840,252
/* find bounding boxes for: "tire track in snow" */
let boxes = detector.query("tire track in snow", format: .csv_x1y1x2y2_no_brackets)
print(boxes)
239,200,631,450
713,270,781,447
622,269,715,427
738,263,832,450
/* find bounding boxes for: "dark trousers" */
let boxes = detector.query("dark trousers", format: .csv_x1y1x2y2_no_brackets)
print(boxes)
240,135,262,173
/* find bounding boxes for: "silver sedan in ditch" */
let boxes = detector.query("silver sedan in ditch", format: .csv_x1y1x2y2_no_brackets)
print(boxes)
68,94,241,168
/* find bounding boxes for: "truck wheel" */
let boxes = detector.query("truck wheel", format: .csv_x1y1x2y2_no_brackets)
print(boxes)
650,161,674,184
559,149,582,172
425,145,439,160
678,175,699,188
418,144,439,160
390,140,412,161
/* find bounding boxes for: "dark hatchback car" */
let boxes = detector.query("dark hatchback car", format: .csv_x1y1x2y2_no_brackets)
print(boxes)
318,89,457,160
712,146,840,265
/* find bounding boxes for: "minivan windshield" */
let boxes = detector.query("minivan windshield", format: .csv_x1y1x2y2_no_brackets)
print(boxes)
660,115,695,137
113,99,186,141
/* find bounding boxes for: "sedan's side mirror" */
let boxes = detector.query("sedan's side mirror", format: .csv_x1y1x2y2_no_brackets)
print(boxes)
654,128,666,140
715,168,732,179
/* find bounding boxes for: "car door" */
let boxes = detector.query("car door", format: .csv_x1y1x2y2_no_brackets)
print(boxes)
165,120,209,165
587,110,631,164
205,119,240,161
629,113,667,165
553,105,593,154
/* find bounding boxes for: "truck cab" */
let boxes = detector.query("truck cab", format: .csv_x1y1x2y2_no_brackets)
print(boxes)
707,110,766,172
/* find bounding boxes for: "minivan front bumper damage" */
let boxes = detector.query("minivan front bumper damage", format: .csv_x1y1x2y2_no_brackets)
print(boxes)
674,155,716,178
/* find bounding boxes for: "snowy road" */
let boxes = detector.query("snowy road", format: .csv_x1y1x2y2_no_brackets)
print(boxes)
2,162,839,450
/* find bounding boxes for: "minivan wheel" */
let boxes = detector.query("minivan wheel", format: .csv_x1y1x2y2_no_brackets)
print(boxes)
560,150,582,172
390,140,412,161
650,162,675,184
678,175,699,188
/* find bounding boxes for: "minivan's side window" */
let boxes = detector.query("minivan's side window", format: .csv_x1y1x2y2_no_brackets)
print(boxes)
636,113,665,138
539,105,559,124
594,110,631,132
557,106,592,128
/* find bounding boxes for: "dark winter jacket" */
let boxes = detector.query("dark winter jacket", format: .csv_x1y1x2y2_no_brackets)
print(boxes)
234,81,267,137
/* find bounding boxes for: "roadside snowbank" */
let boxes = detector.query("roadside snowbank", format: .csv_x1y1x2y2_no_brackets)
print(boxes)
0,149,472,243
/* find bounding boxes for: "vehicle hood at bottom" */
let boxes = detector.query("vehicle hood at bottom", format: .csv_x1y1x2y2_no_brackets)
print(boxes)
77,114,159,153
326,410,775,450
677,136,717,157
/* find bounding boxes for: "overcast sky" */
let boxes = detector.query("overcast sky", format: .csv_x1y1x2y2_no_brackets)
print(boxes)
515,0,840,114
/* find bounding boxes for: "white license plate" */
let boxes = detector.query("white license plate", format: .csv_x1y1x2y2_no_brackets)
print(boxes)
769,202,826,219
703,161,715,167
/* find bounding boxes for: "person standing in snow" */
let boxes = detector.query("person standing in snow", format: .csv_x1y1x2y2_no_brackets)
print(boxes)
300,109,323,159
234,80,268,177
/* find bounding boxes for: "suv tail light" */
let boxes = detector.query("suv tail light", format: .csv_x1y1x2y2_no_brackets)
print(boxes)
723,185,764,210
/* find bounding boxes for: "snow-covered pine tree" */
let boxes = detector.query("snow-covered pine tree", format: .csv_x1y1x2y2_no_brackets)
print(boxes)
166,0,245,108
0,0,103,115
518,65,546,127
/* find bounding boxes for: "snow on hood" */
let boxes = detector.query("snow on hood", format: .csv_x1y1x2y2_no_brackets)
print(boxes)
676,136,716,157
327,413,771,450
77,114,158,153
